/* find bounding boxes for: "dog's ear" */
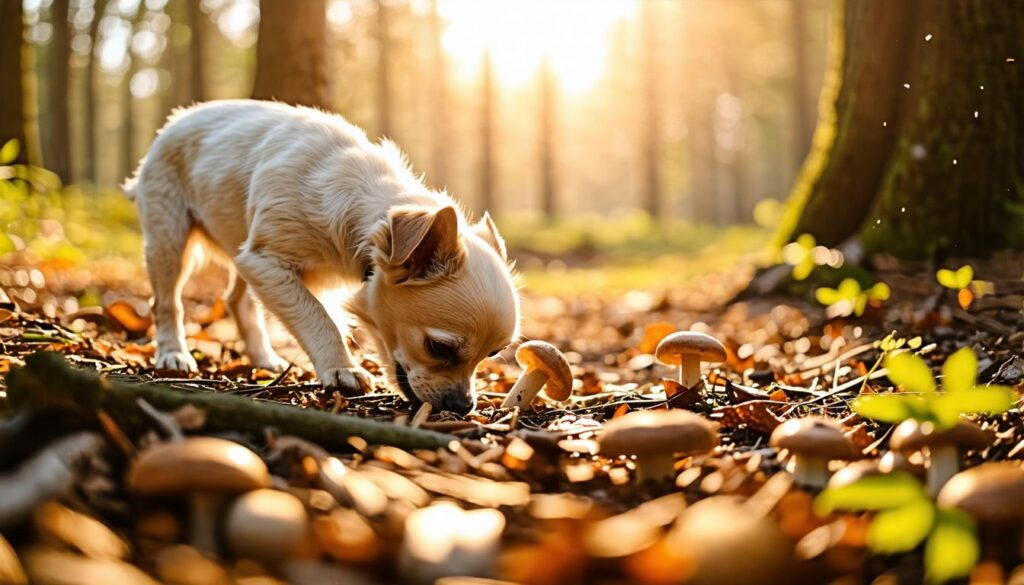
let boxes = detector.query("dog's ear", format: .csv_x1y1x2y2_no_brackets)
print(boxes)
472,212,508,261
387,205,463,282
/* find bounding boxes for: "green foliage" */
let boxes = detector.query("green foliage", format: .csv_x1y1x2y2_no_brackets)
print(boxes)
783,233,817,281
936,265,973,290
815,473,980,583
0,140,141,264
852,347,1015,430
868,498,935,554
815,277,890,317
924,509,979,584
813,472,926,515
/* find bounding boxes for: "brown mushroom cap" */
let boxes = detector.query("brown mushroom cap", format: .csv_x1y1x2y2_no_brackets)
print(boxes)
655,332,727,365
827,452,922,489
937,463,1024,522
598,410,719,458
515,341,573,400
128,437,270,495
769,417,861,461
663,496,793,585
225,489,310,562
889,420,993,454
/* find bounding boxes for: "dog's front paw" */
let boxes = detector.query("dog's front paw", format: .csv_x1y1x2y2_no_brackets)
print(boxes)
252,352,290,373
155,350,198,372
318,366,373,395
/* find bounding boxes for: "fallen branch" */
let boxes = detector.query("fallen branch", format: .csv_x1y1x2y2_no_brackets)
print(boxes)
6,352,455,452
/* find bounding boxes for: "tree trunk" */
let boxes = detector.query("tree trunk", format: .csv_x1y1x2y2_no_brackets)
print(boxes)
0,0,27,164
782,0,1024,258
83,0,108,184
45,0,72,183
375,0,391,138
187,0,205,102
788,0,814,166
640,1,661,218
538,56,557,220
478,48,495,217
121,6,146,182
251,0,332,109
428,0,448,187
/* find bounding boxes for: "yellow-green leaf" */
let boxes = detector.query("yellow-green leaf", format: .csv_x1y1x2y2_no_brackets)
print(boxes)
953,266,974,289
933,386,1015,419
936,269,958,289
869,282,891,301
793,257,814,281
815,287,841,306
852,393,929,423
937,266,974,290
837,278,863,299
885,352,936,393
814,472,926,516
0,139,18,165
925,508,978,584
867,499,935,554
940,347,976,393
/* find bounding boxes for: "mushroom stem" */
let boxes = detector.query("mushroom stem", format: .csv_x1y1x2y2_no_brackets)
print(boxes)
501,369,549,409
924,445,959,497
189,495,221,556
634,453,677,483
680,354,702,388
789,456,830,489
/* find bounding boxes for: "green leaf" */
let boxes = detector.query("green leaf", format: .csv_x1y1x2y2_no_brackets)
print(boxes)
867,499,935,554
0,139,18,165
907,336,923,349
814,472,926,515
884,352,936,393
852,393,928,423
925,508,978,584
837,278,863,299
940,347,977,393
933,386,1015,419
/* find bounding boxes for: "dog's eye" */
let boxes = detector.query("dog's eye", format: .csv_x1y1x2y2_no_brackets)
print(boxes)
425,338,460,363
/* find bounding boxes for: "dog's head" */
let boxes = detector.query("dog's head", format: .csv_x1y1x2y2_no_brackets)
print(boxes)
348,204,519,414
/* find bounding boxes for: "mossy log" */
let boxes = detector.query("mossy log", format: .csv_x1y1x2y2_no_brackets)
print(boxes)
5,352,455,451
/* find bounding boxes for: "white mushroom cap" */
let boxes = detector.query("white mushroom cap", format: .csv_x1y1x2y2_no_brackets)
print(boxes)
128,438,269,495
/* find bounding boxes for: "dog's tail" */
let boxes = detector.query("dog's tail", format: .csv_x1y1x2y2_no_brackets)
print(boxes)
120,157,144,202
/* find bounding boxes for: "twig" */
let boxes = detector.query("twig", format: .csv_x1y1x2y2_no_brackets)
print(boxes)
0,432,105,528
7,352,456,452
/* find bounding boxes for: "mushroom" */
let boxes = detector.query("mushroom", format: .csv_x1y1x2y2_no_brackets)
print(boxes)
153,545,233,585
631,496,793,585
889,419,993,496
827,451,923,489
128,437,270,555
937,463,1024,558
225,488,310,563
597,410,719,482
769,416,860,489
654,331,727,389
500,341,572,409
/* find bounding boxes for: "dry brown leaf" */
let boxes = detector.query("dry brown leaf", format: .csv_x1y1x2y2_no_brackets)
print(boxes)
105,300,152,337
636,321,675,354
712,401,784,434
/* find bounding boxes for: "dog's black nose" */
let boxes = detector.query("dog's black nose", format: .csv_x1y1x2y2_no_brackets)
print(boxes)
438,391,475,415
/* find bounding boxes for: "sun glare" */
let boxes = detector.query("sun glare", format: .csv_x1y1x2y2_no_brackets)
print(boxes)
439,0,636,95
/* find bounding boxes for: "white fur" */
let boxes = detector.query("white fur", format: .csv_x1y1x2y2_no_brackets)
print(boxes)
126,100,519,412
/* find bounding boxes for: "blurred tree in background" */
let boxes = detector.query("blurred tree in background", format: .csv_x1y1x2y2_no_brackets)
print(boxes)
1,0,28,165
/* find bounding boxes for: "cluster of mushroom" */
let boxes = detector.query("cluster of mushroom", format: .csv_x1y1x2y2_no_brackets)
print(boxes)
128,437,310,564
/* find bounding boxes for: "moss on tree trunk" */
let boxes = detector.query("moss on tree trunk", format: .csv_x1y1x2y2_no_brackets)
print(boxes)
780,0,1024,259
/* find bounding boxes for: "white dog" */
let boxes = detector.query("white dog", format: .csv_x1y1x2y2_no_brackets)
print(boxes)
124,100,520,414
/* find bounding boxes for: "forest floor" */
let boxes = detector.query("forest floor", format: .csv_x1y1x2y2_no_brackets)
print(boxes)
1,243,1023,585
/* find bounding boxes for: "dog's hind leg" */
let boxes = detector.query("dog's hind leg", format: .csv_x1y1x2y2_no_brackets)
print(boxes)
225,268,288,371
